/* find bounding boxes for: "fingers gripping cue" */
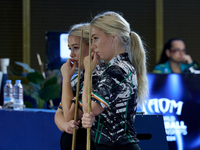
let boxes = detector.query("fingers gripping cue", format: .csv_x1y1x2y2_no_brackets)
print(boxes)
71,29,83,150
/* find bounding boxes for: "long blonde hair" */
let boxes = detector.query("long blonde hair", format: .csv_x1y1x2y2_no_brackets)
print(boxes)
91,11,148,107
68,23,90,45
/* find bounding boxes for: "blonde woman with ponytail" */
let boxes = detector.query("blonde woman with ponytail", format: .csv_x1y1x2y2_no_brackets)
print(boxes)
82,11,148,150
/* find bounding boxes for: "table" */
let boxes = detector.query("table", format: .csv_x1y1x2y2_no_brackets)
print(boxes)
0,108,62,150
0,108,168,150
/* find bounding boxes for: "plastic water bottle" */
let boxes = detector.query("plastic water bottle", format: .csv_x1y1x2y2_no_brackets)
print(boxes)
13,80,24,110
3,80,13,105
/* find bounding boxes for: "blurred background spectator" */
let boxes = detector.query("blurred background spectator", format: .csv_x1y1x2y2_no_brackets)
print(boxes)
153,38,199,73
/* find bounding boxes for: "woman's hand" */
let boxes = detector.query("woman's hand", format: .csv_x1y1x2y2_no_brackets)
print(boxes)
61,59,77,80
182,54,193,64
64,120,80,134
83,52,100,73
82,112,95,129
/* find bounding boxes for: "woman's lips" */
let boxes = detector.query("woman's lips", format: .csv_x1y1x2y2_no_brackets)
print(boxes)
71,59,77,63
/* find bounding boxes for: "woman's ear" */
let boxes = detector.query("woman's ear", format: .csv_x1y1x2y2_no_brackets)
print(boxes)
166,49,171,58
113,35,123,46
112,34,118,41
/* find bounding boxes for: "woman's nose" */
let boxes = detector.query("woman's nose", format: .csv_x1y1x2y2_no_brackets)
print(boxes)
91,43,96,51
179,51,185,56
70,51,75,58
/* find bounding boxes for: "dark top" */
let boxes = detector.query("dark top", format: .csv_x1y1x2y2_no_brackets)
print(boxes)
91,53,139,147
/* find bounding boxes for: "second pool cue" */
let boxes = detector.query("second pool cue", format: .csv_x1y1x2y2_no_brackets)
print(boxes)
37,53,54,107
87,23,92,150
71,29,83,150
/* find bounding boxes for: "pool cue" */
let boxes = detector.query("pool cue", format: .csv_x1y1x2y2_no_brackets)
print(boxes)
87,23,92,150
36,53,46,79
71,29,83,150
36,53,54,107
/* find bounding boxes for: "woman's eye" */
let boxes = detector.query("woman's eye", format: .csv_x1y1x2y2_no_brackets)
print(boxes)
73,47,79,50
91,37,98,43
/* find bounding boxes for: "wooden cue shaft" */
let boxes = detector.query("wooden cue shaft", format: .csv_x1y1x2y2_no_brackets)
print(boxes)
71,29,83,150
87,23,92,150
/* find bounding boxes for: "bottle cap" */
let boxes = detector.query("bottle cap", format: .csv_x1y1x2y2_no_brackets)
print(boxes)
6,80,11,83
15,80,21,83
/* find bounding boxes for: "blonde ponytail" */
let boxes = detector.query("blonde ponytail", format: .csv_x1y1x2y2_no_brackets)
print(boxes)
129,31,148,107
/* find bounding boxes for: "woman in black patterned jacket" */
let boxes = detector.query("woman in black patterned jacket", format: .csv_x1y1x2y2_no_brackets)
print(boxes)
82,11,148,150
